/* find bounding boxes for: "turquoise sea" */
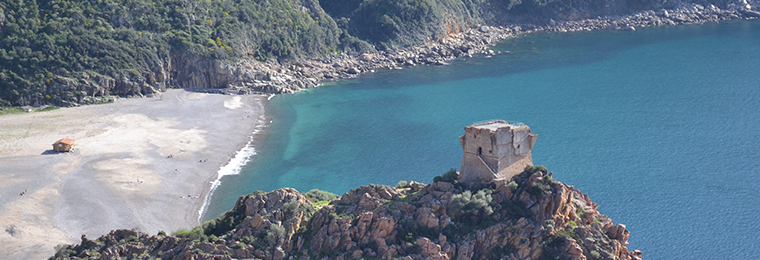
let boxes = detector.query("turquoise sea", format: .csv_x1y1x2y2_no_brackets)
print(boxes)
205,20,760,259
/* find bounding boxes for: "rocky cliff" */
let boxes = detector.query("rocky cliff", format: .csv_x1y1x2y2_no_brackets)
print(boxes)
50,166,642,260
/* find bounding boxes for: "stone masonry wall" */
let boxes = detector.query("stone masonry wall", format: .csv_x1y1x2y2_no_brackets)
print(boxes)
459,121,537,183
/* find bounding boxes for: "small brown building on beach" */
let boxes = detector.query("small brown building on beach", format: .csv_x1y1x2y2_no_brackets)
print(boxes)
53,138,75,152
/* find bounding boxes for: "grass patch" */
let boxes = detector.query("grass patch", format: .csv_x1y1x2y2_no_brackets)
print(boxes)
313,200,331,208
305,189,339,203
0,106,59,116
554,228,581,243
567,221,578,228
0,107,24,116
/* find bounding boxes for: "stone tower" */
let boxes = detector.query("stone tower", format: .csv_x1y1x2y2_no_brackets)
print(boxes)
459,120,538,183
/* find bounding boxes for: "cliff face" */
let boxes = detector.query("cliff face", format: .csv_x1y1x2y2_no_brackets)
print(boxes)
50,167,642,260
40,55,325,107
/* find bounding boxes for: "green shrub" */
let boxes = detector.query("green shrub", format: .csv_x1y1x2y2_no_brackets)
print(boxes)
448,189,494,224
305,189,340,203
172,228,189,237
202,211,241,237
53,244,75,258
249,190,267,196
395,180,408,188
265,225,286,247
502,200,531,220
157,230,167,236
545,175,558,185
433,168,459,183
506,181,519,190
313,200,331,208
175,226,206,242
125,235,139,243
576,207,585,218
282,201,299,214
240,235,255,245
567,221,578,228
230,242,246,249
554,228,581,243
527,182,547,198
524,165,548,174
590,250,601,259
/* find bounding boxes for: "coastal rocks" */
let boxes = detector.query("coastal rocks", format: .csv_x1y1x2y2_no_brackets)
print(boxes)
52,166,643,260
538,3,757,34
33,1,758,108
255,2,757,98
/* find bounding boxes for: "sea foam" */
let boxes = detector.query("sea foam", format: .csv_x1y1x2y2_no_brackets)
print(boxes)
198,103,269,223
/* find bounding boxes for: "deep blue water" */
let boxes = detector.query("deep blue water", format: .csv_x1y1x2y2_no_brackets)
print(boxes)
205,20,760,259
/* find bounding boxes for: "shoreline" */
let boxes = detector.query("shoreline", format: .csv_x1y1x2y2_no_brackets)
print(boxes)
1,5,757,259
197,99,268,222
227,3,760,95
0,90,266,259
6,4,757,108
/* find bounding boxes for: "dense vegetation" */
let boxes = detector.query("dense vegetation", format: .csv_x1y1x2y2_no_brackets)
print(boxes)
0,0,345,106
320,0,688,49
0,0,728,106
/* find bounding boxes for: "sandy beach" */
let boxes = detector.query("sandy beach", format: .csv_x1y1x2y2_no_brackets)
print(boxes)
0,90,266,259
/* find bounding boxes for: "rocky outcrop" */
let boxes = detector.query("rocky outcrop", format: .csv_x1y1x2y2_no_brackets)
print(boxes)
51,167,642,260
42,55,323,107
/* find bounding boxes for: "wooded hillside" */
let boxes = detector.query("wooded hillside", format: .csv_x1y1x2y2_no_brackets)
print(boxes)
0,0,740,106
0,0,345,106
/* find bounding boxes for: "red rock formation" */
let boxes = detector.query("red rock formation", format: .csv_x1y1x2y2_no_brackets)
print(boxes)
52,169,641,260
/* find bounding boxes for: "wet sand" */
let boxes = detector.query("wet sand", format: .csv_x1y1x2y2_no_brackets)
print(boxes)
0,90,266,259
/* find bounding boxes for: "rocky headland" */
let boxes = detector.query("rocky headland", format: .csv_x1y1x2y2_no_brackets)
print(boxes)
39,2,759,108
50,166,642,260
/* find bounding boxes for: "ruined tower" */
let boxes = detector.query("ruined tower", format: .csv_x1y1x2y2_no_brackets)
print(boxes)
459,120,538,183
